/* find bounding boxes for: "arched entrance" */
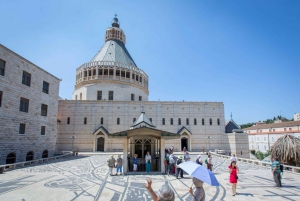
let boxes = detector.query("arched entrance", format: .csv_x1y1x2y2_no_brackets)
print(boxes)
181,137,188,151
42,150,48,158
97,137,105,151
6,152,16,164
26,151,34,161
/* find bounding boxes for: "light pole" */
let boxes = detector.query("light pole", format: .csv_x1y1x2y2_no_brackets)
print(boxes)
206,136,212,152
71,136,76,154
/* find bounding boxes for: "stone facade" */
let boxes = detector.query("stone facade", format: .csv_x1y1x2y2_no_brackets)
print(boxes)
0,44,60,164
57,100,228,152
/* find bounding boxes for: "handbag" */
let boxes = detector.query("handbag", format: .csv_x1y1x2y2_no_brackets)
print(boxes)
236,175,238,180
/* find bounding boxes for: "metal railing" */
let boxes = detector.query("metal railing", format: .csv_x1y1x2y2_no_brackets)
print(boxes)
210,152,300,174
0,153,71,172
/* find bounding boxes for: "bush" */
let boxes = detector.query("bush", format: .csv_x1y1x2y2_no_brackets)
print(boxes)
250,150,256,155
255,151,265,160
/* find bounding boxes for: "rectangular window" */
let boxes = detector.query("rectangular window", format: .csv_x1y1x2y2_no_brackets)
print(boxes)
42,81,49,94
252,145,254,149
0,59,5,76
139,96,142,101
186,118,189,125
41,126,46,135
257,137,259,141
19,123,25,134
109,91,114,100
101,117,103,124
178,118,181,125
273,129,275,132
272,137,274,141
264,137,266,141
150,118,152,122
170,118,173,125
97,91,102,100
202,118,205,125
22,71,31,86
289,128,292,131
131,93,135,101
19,97,29,113
0,91,2,107
41,104,48,116
162,118,165,125
264,145,267,150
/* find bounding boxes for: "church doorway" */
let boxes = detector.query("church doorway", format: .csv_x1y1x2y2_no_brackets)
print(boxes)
181,138,188,151
97,137,105,151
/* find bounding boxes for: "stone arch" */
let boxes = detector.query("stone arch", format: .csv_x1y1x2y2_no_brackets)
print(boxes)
177,127,192,151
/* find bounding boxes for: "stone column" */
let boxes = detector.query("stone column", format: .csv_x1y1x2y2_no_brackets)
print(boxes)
96,66,99,79
114,66,116,79
123,138,128,173
160,138,165,173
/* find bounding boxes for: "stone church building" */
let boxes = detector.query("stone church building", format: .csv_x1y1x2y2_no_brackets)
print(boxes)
0,16,249,165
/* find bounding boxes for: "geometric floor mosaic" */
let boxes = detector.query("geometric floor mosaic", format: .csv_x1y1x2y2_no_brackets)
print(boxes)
0,154,299,201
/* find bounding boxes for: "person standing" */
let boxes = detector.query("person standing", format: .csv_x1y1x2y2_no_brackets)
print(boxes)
107,155,116,176
116,154,123,175
133,154,138,172
165,151,170,175
206,155,213,171
271,156,282,187
184,151,191,162
230,153,237,163
183,146,187,154
188,177,205,201
169,153,176,176
228,161,239,196
145,152,152,173
176,155,184,179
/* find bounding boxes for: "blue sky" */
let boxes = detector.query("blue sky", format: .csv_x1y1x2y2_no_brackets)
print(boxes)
1,0,299,124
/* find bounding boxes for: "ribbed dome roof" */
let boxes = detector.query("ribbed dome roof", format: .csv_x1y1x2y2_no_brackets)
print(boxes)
90,39,137,67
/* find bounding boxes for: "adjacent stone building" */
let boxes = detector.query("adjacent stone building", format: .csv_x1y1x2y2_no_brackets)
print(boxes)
0,44,60,164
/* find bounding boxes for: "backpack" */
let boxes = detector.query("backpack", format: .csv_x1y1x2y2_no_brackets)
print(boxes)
205,158,208,164
280,164,283,173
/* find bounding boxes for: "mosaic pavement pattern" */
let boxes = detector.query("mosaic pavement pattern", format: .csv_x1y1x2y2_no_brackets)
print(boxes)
0,154,300,201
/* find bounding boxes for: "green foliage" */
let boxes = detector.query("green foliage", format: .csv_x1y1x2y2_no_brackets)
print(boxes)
240,123,254,129
255,151,265,160
250,150,256,155
264,119,274,124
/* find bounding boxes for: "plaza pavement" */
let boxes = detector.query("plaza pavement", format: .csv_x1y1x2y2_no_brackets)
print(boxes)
0,153,300,201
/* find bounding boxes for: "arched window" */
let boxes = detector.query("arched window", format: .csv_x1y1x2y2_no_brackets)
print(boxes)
194,118,197,125
26,151,34,161
217,118,220,125
117,117,120,125
101,117,103,125
133,118,136,123
186,118,189,125
170,118,173,125
42,150,48,158
67,117,70,124
162,118,165,125
178,118,181,125
6,152,16,164
202,118,205,125
84,117,87,124
210,118,212,125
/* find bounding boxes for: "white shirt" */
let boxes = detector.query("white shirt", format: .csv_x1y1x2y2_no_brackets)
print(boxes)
145,155,151,163
230,156,236,162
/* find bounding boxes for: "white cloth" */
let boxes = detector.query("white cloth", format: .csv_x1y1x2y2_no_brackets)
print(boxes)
145,155,151,163
208,158,212,165
133,164,137,170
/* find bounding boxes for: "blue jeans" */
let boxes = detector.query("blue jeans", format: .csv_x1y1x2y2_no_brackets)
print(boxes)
146,162,151,172
116,166,122,173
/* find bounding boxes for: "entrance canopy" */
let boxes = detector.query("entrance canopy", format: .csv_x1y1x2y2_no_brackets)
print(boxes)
108,126,180,139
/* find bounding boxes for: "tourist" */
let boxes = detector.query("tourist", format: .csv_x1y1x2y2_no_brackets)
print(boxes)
196,155,203,165
184,151,191,162
145,151,152,173
183,146,187,154
228,161,239,196
169,153,176,176
116,154,123,175
165,151,170,175
107,155,116,176
176,155,184,179
202,146,205,153
144,178,175,201
206,155,213,171
170,145,174,153
230,153,237,163
271,156,282,187
133,154,138,172
188,177,205,201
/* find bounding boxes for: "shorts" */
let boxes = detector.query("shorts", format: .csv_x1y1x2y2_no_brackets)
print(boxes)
133,164,137,170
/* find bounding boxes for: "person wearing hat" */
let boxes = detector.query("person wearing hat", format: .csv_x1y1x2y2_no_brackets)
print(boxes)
107,155,116,176
188,177,205,201
271,156,282,187
176,155,184,179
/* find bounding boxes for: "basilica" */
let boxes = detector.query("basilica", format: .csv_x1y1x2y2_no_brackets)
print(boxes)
0,16,249,167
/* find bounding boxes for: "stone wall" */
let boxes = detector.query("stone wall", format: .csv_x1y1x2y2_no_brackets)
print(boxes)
227,132,250,158
57,100,227,152
0,45,60,164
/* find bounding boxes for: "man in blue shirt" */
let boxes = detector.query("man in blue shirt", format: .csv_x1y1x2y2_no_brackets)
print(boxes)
271,156,282,187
